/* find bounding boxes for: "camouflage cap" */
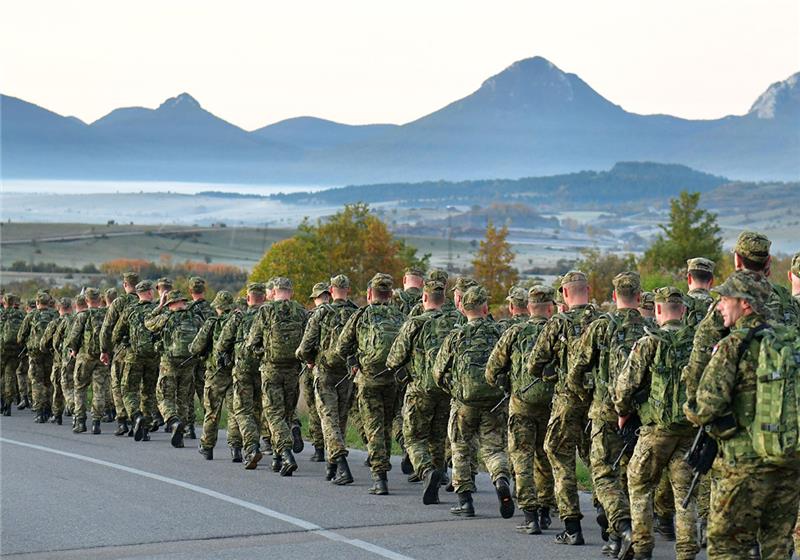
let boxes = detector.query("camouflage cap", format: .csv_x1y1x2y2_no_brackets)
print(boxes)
105,288,118,301
235,296,247,308
330,274,351,289
247,282,266,295
309,282,331,299
26,299,36,308
273,277,293,290
188,276,207,293
639,291,655,311
528,285,556,304
74,294,87,306
3,293,20,305
423,280,446,295
427,269,449,284
712,270,772,313
733,231,771,263
84,288,101,301
264,279,275,290
505,286,528,306
156,277,173,289
164,290,188,306
559,270,588,292
122,271,140,285
135,280,154,293
211,290,234,311
653,286,685,305
461,286,489,311
613,271,641,297
452,276,478,293
369,273,393,292
791,252,800,277
58,297,72,308
687,257,715,274
404,266,425,278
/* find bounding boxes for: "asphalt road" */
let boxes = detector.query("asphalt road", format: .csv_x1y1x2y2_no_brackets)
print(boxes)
1,410,705,560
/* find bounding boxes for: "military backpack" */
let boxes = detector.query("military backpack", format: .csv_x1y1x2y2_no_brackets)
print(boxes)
263,300,306,363
357,304,404,376
509,319,554,406
28,308,58,354
639,324,695,428
127,304,158,358
593,311,646,406
450,321,504,407
164,309,201,361
416,310,459,392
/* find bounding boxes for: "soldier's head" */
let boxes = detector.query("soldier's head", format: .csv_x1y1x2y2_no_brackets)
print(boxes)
188,277,206,301
264,279,275,301
105,288,118,306
505,286,529,316
309,282,331,307
732,231,771,275
527,285,556,319
560,271,589,308
612,271,641,310
74,294,87,311
122,271,140,294
422,280,446,310
135,280,154,302
3,293,20,308
329,274,351,301
156,277,173,297
686,258,715,291
367,273,393,304
789,252,800,296
211,290,234,316
638,291,655,318
34,291,51,310
164,290,188,311
272,277,293,301
246,282,267,306
452,276,478,314
713,270,771,328
654,287,685,326
57,297,72,315
84,288,102,308
461,286,489,319
426,269,449,290
403,267,424,290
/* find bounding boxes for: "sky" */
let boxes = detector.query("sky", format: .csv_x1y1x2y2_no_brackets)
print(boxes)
1,0,798,131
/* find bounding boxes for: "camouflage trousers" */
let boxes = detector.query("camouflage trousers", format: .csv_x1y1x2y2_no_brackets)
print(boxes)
654,470,674,518
17,357,30,400
200,366,241,450
591,419,631,531
707,460,800,560
61,355,76,414
403,388,450,478
156,357,194,425
544,393,591,521
1,352,21,403
508,407,556,512
628,426,699,560
301,368,323,448
794,509,800,557
73,354,109,421
192,362,205,416
449,400,509,494
50,358,65,415
358,381,398,476
29,353,53,413
393,379,407,447
348,386,368,446
110,348,129,421
232,359,265,452
261,362,301,455
314,367,353,461
122,354,159,425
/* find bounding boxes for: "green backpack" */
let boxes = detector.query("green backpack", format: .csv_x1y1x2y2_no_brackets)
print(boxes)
358,304,404,375
594,312,646,406
766,284,800,326
264,300,306,364
685,293,714,329
28,309,58,354
82,308,106,357
510,319,554,406
417,310,459,392
320,301,359,370
451,321,504,407
165,309,200,361
641,325,695,427
750,325,800,462
128,304,158,358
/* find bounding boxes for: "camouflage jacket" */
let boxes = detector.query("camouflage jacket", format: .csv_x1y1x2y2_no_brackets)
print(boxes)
393,287,422,316
18,307,59,356
66,308,106,358
408,297,458,318
144,306,202,361
100,291,139,354
190,311,233,374
246,299,307,365
113,300,158,361
296,298,359,377
1,307,25,352
188,298,214,323
40,313,70,365
685,288,714,328
215,305,262,372
496,313,529,334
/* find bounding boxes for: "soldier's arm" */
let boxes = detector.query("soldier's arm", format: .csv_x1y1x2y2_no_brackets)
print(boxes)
189,316,216,357
386,317,422,371
297,307,324,364
39,319,58,353
213,312,239,355
16,313,32,346
567,319,605,397
614,335,656,416
333,309,360,361
245,307,267,349
431,331,456,390
485,325,516,387
66,313,87,352
527,318,559,378
144,306,170,333
685,336,740,426
99,297,123,354
681,308,725,402
111,310,130,347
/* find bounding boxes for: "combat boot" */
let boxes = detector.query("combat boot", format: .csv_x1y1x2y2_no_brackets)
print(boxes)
310,445,325,462
597,505,610,542
602,536,620,557
71,416,77,430
440,469,450,487
102,409,114,423
169,417,185,448
231,447,243,463
332,456,354,485
244,446,263,470
271,454,283,472
400,451,413,475
291,424,304,453
495,477,515,519
517,509,542,535
279,449,298,476
53,413,62,425
450,491,475,517
65,407,72,417
654,513,676,541
422,468,441,505
74,417,87,433
1,402,10,416
325,461,338,482
261,436,273,455
539,507,552,530
115,420,130,436
92,420,101,434
186,424,196,440
407,472,421,483
18,396,30,410
368,472,388,495
198,446,213,460
697,518,707,548
632,554,652,560
132,413,145,442
748,543,760,560
554,518,585,545
616,519,634,560
33,409,44,423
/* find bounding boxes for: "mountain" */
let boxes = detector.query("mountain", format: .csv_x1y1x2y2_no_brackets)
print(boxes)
2,57,798,184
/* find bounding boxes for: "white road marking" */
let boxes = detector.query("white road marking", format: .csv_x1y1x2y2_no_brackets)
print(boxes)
1,437,415,560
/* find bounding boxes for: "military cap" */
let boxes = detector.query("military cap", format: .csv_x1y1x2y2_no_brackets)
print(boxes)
264,279,275,290
791,252,800,277
733,231,771,263
235,296,247,308
423,280,446,294
309,282,331,299
74,294,87,306
273,277,293,290
613,271,641,297
122,271,140,285
26,299,36,308
135,280,154,293
686,257,715,274
58,297,72,308
188,276,207,293
427,269,449,284
3,293,20,305
505,286,528,306
164,290,188,306
528,285,556,304
156,277,173,289
105,288,118,301
712,270,772,313
211,290,234,311
653,286,685,305
330,274,351,289
559,270,588,291
452,276,478,293
639,291,655,311
461,286,489,310
404,266,425,278
247,282,266,295
83,288,101,301
369,273,394,292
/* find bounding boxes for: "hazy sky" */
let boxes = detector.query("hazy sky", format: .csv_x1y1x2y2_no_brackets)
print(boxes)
2,0,798,130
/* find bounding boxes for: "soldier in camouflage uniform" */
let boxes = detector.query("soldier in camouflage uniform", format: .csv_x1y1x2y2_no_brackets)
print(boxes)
145,290,203,448
149,277,173,431
60,295,84,417
297,274,360,484
335,273,406,495
16,299,36,409
186,276,213,439
496,286,530,333
529,270,601,545
227,283,268,469
39,297,73,425
66,288,110,434
1,294,25,415
615,287,699,560
639,292,657,329
790,252,800,302
17,292,58,422
433,285,513,518
393,267,424,315
300,281,330,463
100,271,141,436
485,285,557,533
684,271,799,560
387,278,458,504
192,291,242,460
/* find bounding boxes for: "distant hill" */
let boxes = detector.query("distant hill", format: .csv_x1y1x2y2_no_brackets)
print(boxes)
2,56,798,183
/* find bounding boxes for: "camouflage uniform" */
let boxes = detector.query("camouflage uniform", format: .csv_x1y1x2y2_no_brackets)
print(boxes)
39,299,72,418
391,279,423,451
18,294,58,416
66,294,110,423
1,296,25,410
187,278,214,417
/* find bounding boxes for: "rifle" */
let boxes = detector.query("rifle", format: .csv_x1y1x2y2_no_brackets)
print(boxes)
335,355,360,388
178,354,196,368
490,377,541,413
682,425,718,508
18,347,28,359
612,414,642,470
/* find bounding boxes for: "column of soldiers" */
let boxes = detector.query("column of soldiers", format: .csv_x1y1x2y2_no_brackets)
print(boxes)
2,232,800,560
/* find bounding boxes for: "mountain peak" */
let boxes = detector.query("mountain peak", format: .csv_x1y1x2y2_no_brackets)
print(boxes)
479,56,570,94
158,92,201,111
748,72,800,119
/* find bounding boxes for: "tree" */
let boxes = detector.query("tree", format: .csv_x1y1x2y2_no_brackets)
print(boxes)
472,221,518,306
575,248,637,303
641,191,722,273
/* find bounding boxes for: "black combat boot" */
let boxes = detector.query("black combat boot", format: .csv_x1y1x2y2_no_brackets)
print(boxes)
369,472,388,495
186,424,196,440
198,446,213,460
92,420,101,434
231,447,243,463
325,461,338,482
332,456,354,486
33,409,44,423
132,413,145,442
698,517,707,548
597,505,610,542
291,424,304,453
421,468,441,505
169,417,185,448
102,409,114,423
450,491,475,517
654,513,676,541
602,536,621,557
18,396,30,410
65,407,72,417
400,451,413,475
554,518,585,546
495,477,515,519
74,417,87,433
1,401,10,416
244,446,263,470
616,519,634,559
407,472,421,483
280,449,298,476
310,445,325,462
748,543,760,560
53,413,62,425
539,506,552,530
271,453,283,472
517,509,542,535
115,420,129,436
141,427,150,442
261,436,273,455
72,416,77,430
440,469,450,487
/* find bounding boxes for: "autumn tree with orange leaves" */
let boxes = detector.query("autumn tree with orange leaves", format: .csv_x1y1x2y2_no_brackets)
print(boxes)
472,221,519,307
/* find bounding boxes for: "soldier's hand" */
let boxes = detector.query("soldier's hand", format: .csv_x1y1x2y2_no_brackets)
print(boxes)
618,414,630,430
69,349,76,358
100,352,110,366
159,291,168,307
